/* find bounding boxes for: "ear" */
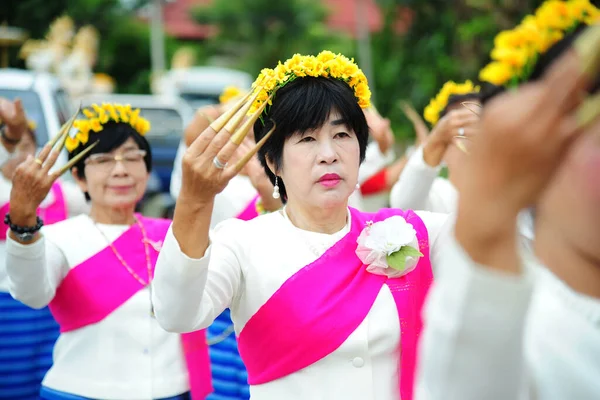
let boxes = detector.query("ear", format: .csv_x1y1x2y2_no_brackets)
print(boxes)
71,167,88,193
265,156,278,177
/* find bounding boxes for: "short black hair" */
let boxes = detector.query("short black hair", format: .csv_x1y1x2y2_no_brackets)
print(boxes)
439,92,481,120
69,121,152,200
254,77,369,202
482,24,598,105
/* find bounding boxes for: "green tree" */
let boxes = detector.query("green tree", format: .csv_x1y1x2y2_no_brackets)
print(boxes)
191,0,355,76
370,0,545,141
1,0,196,93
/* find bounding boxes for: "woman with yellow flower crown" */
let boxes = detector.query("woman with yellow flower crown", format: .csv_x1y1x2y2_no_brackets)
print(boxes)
0,98,89,400
4,103,212,400
151,50,450,400
390,80,481,214
416,1,600,399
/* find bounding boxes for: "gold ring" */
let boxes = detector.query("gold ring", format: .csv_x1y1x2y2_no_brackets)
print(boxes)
34,158,43,166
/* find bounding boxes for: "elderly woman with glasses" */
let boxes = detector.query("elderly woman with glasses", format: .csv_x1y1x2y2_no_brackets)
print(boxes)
4,103,212,400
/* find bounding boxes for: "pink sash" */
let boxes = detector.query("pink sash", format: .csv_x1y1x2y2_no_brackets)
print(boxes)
0,182,67,240
236,194,259,221
237,207,432,400
49,216,213,400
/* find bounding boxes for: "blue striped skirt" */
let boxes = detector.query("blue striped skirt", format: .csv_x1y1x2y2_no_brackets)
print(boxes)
0,291,59,400
39,387,191,400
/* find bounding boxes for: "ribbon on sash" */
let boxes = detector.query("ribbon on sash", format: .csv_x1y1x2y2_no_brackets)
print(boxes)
236,195,260,221
236,207,432,400
0,182,67,240
49,216,212,400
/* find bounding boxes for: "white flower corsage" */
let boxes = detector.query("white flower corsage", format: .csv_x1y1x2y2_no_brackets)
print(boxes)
355,216,423,278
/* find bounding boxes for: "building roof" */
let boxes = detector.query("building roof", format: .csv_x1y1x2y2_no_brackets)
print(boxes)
154,0,411,40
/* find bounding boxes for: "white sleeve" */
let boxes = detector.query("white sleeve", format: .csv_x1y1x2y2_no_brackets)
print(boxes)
0,143,13,168
169,140,186,200
390,146,441,210
60,181,90,217
151,221,243,333
6,233,70,309
357,141,394,184
415,234,533,400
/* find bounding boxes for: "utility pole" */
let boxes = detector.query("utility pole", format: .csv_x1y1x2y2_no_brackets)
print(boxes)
150,0,166,77
355,0,376,105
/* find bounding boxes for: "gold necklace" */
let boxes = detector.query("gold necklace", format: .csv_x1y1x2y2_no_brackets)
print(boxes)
93,217,155,316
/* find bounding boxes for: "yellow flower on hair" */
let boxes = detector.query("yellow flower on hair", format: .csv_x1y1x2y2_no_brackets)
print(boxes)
73,119,91,137
424,80,480,125
76,130,89,146
219,86,243,104
491,47,530,69
89,118,103,132
249,50,371,115
65,135,80,153
479,62,514,86
82,109,95,119
68,103,150,154
102,103,120,122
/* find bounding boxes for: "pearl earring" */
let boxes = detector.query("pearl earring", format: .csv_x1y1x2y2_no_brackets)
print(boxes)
273,177,281,199
355,183,360,191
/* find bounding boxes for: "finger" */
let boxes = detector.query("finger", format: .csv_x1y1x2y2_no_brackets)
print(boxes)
187,91,256,157
544,26,600,112
223,89,262,135
231,123,276,174
209,89,254,132
230,94,272,146
52,141,99,179
197,111,214,124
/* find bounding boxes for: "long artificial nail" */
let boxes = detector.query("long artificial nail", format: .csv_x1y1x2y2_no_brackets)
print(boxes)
574,24,600,80
230,94,273,145
234,124,276,172
58,141,99,175
453,136,471,155
461,102,482,116
49,104,81,149
576,93,600,130
224,89,262,133
209,90,254,132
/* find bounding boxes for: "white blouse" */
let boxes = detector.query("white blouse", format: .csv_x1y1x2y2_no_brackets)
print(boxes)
5,215,189,399
0,177,89,291
152,208,450,400
389,146,457,214
415,235,600,400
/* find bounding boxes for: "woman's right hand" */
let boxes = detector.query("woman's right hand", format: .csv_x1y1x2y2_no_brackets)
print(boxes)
0,98,28,149
9,112,91,227
455,27,600,272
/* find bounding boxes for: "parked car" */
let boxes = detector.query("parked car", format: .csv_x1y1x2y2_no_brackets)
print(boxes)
79,94,194,218
156,66,253,109
0,68,73,166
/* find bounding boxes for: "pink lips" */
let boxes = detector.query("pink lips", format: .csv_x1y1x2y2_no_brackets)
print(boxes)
318,173,342,188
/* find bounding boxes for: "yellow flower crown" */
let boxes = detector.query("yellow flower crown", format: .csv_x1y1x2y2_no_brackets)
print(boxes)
219,86,243,104
423,80,480,125
248,50,371,115
479,0,599,87
66,103,151,153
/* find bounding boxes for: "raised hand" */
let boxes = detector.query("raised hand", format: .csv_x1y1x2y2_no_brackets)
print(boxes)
364,108,395,154
173,84,277,257
0,98,28,147
455,25,600,270
9,106,95,226
399,101,430,146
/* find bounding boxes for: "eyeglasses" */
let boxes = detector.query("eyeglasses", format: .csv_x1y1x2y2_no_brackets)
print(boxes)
84,149,147,170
